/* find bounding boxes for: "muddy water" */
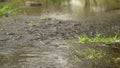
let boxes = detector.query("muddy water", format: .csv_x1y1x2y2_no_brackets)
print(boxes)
20,0,120,21
2,0,120,20
0,0,120,68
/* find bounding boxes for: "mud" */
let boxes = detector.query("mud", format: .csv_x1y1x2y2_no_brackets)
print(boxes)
0,13,120,68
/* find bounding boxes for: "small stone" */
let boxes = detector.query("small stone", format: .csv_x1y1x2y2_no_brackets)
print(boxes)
5,32,15,35
114,40,120,42
0,28,4,31
25,1,42,7
0,38,9,41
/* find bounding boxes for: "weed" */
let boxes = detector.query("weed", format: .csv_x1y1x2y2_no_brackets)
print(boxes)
113,57,120,63
73,48,106,62
78,33,120,43
0,5,21,18
27,22,38,27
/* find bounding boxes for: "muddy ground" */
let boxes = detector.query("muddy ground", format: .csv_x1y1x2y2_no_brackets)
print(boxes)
0,13,120,68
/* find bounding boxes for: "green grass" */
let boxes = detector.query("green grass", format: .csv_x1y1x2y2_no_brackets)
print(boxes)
73,47,120,63
27,22,39,27
0,5,21,18
74,48,106,62
78,33,120,43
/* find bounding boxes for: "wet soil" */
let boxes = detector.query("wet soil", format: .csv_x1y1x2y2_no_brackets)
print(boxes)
0,13,120,68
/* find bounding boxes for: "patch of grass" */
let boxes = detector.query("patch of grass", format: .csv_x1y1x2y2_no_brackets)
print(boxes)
78,33,120,43
27,22,38,27
113,57,120,63
73,48,106,62
0,5,21,18
85,48,106,60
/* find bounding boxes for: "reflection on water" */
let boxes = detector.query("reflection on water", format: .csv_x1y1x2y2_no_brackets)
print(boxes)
1,0,119,19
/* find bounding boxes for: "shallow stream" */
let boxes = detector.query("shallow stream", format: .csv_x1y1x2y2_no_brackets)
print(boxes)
0,0,120,68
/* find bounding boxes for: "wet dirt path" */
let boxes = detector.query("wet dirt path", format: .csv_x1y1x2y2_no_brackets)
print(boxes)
0,13,120,68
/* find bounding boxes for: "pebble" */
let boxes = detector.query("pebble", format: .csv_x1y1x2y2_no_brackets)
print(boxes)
0,38,9,41
114,40,120,42
0,28,4,31
5,32,15,35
